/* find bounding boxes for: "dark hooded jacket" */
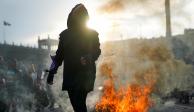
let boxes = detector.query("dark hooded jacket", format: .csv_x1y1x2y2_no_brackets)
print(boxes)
54,4,101,91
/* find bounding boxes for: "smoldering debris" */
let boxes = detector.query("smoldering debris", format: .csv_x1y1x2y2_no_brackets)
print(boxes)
1,34,194,112
99,38,194,94
95,36,194,111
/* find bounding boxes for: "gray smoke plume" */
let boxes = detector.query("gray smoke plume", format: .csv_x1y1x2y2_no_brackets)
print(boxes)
41,36,194,111
100,39,193,92
98,0,192,26
93,37,194,111
98,0,148,13
99,0,190,14
1,37,194,111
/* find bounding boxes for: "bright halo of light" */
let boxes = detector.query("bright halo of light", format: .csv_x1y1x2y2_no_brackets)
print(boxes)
87,14,112,42
87,16,111,32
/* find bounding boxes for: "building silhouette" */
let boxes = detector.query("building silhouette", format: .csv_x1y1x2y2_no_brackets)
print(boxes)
38,35,58,52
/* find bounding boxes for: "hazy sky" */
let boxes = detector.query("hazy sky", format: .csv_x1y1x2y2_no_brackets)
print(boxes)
0,0,194,46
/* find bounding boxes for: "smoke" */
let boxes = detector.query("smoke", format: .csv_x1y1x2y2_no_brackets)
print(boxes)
99,0,190,14
98,0,192,27
98,0,166,16
98,0,126,13
98,0,147,13
48,68,74,112
0,68,37,112
2,35,194,111
96,37,194,106
49,60,104,111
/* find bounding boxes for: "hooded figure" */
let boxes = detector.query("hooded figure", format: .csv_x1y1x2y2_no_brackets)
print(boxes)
47,4,101,112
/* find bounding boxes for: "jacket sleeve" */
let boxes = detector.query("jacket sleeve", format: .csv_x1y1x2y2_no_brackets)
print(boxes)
54,35,65,66
47,33,65,83
91,33,101,61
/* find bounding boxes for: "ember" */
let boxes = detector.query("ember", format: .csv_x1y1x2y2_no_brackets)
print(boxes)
95,64,153,112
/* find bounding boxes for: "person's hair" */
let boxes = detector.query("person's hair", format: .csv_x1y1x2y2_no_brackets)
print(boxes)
67,4,89,29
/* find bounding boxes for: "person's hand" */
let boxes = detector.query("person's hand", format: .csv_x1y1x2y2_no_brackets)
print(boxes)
80,57,87,66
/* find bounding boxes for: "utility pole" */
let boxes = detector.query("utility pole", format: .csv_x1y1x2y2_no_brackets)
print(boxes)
165,0,172,37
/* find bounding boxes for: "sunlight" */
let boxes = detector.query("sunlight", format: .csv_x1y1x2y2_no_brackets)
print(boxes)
87,14,113,42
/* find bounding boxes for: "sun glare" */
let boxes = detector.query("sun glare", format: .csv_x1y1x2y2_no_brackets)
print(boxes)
87,14,112,42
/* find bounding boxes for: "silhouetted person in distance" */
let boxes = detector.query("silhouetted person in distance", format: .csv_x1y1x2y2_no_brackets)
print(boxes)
47,4,101,112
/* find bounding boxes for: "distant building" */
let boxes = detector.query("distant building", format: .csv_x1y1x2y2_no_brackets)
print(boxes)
38,35,58,52
173,28,194,39
184,29,194,35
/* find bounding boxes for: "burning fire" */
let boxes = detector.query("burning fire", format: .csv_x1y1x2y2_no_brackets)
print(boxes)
95,63,154,112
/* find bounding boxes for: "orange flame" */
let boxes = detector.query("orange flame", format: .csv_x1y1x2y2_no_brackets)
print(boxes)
95,64,154,112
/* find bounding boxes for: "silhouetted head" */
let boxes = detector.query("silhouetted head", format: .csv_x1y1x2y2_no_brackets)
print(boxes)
67,4,89,29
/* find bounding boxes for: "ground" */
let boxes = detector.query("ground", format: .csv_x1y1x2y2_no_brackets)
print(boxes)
150,99,194,112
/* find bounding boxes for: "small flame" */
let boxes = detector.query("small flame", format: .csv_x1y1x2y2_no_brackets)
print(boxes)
95,63,153,112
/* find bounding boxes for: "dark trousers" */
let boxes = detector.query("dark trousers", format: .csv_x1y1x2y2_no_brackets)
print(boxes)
68,90,88,112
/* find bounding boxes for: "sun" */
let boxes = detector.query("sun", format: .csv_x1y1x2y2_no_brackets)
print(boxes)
87,14,112,42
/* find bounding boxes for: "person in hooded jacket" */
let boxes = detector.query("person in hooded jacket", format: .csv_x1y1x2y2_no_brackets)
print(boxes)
47,4,101,112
